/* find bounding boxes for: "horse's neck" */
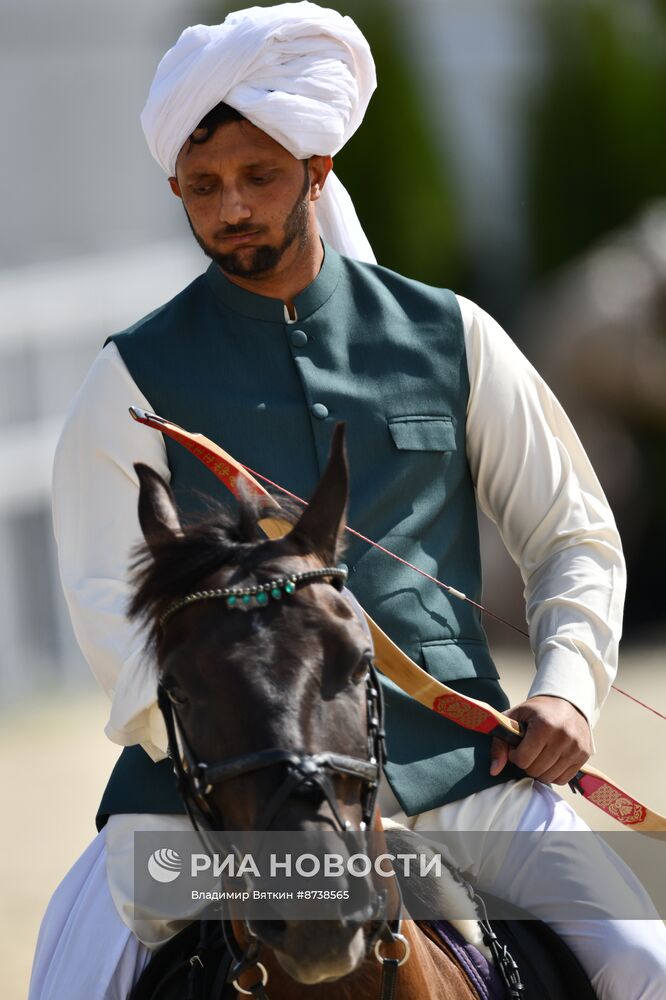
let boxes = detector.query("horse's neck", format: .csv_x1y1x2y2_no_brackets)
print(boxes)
242,920,480,1000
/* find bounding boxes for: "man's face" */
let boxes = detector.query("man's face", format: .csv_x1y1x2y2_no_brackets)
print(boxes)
171,121,325,279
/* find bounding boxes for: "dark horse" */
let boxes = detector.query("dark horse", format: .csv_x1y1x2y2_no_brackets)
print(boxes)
128,426,596,1000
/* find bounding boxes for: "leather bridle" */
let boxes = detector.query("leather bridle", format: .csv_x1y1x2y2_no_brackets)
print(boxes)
156,567,409,998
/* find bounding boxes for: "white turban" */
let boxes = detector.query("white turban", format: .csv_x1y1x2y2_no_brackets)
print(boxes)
141,2,377,262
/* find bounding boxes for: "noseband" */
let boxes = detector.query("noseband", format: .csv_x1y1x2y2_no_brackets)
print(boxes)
156,565,406,998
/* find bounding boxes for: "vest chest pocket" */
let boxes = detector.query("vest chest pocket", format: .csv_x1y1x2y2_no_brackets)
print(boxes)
387,415,456,452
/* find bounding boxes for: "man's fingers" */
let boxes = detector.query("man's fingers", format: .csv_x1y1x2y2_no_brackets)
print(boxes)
511,741,561,779
506,721,545,772
540,757,588,786
489,737,510,776
511,736,588,784
491,697,593,784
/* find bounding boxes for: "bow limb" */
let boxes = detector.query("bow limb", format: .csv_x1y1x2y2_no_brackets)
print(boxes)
128,406,522,743
568,765,665,833
129,406,666,833
128,406,289,538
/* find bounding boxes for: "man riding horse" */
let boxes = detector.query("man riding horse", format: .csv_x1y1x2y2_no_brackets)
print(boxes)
30,3,666,998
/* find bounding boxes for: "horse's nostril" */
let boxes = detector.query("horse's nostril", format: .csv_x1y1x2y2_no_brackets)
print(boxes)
337,870,375,927
251,918,287,949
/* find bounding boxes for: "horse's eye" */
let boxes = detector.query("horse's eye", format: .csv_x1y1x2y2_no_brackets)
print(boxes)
351,651,374,685
163,680,188,707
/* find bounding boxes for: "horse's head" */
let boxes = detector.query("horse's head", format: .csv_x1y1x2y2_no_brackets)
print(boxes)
130,425,399,985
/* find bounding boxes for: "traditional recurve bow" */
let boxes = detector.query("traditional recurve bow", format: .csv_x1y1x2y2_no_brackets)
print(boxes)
129,406,666,834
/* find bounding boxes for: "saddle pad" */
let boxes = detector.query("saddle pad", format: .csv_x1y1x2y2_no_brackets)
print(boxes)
423,921,506,1000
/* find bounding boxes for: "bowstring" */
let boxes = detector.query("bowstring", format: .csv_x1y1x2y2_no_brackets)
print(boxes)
243,462,666,723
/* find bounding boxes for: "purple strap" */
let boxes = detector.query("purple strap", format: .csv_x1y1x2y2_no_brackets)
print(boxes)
427,921,506,1000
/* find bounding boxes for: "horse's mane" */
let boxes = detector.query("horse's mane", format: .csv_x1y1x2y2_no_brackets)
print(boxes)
128,490,301,648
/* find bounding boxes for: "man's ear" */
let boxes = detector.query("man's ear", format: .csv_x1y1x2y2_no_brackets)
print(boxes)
309,155,333,201
135,463,183,557
168,176,182,199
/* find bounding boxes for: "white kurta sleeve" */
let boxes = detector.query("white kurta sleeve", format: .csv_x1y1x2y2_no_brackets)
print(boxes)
458,295,626,729
52,341,170,760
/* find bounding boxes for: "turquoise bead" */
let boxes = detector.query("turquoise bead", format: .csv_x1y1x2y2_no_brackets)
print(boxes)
256,592,268,605
271,588,282,600
226,595,237,608
284,582,295,594
242,594,251,606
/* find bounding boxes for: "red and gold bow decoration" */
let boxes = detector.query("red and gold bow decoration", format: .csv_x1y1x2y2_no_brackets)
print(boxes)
129,406,665,834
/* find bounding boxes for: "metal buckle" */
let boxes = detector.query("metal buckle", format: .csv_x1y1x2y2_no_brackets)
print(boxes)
374,932,411,967
233,961,269,995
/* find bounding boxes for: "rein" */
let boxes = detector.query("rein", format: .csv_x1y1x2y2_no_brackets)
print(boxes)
157,569,408,999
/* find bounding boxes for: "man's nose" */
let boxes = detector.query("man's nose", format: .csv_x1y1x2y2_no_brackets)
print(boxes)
219,186,251,226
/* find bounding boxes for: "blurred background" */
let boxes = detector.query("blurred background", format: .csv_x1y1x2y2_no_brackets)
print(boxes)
2,0,665,995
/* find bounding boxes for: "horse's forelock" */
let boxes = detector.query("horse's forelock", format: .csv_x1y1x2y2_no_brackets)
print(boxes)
128,491,302,648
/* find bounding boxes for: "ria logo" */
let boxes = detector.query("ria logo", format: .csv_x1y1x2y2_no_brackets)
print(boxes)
148,848,183,883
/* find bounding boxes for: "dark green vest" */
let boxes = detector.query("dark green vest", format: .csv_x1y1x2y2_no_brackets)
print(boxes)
96,245,520,830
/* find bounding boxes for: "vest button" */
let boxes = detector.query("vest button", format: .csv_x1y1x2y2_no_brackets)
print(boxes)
290,329,308,347
311,403,329,420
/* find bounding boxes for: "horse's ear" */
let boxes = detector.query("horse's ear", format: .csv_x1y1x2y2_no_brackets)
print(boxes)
289,423,348,563
135,463,183,556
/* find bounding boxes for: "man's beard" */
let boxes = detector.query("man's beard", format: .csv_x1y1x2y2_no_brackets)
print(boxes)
184,167,311,279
